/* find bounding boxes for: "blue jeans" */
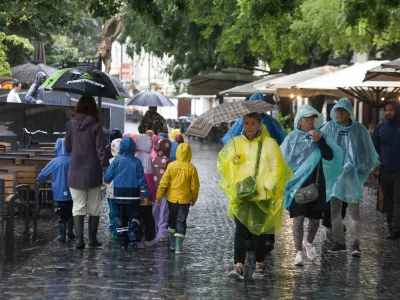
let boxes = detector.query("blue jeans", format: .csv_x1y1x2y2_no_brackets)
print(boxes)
107,198,117,236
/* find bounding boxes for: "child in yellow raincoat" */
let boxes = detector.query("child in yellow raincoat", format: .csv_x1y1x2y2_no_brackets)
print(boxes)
218,112,293,280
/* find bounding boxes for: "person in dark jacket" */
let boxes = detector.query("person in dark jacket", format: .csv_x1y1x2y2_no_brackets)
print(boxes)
104,137,149,251
37,138,74,242
25,72,46,104
106,128,122,160
281,105,342,266
138,106,168,135
65,96,108,249
373,99,400,239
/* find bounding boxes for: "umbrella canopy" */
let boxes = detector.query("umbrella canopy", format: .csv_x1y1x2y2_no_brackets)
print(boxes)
128,91,175,107
11,63,58,85
364,59,400,82
185,100,275,138
39,67,130,100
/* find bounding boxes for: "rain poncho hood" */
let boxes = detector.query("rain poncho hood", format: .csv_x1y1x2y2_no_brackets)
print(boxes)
174,134,185,144
154,138,171,159
176,143,192,162
221,93,286,145
217,125,294,235
322,98,379,203
170,129,181,140
109,129,122,143
37,138,71,201
25,71,46,103
135,134,152,153
151,135,160,158
281,105,343,209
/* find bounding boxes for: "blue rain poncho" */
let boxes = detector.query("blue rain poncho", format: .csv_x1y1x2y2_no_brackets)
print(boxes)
321,98,379,203
281,105,343,210
221,93,286,145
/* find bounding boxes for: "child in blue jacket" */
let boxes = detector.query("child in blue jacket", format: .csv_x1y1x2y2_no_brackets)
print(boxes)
104,137,149,251
37,138,74,242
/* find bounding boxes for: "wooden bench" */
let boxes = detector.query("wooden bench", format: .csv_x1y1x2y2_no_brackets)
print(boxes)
0,175,17,260
0,153,31,164
21,158,52,174
0,142,11,153
39,143,55,149
0,145,5,154
0,165,39,239
0,157,16,165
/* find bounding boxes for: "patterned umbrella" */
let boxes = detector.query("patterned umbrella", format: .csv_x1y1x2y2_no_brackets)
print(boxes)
185,100,275,138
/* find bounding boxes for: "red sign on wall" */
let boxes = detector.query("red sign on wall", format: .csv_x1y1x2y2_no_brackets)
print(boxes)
120,63,132,81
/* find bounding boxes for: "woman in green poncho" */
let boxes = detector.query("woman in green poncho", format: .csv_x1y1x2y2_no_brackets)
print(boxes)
218,112,293,280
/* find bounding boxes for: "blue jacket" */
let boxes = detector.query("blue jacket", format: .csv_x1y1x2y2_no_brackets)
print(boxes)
37,138,72,201
104,137,149,200
373,99,400,172
25,72,46,104
170,140,178,161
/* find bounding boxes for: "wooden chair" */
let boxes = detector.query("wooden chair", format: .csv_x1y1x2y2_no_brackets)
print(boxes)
0,175,17,260
0,142,11,152
0,165,39,239
0,145,5,154
0,157,16,165
21,158,52,174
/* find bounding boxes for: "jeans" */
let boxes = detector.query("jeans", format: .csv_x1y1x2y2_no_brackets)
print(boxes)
234,218,268,264
330,197,361,244
380,172,400,232
107,198,117,236
168,202,190,236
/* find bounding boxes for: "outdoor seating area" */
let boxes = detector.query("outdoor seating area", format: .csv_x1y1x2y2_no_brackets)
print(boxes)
0,142,55,261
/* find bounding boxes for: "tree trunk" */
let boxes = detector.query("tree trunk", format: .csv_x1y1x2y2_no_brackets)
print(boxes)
96,13,127,73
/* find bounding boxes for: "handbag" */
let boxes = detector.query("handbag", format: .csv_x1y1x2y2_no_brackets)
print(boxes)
235,141,263,200
293,162,320,205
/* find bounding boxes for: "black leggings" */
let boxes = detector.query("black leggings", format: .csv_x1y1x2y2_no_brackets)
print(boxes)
234,218,267,264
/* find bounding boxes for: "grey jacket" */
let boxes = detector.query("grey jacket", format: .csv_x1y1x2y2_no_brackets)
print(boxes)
65,113,107,189
25,72,46,104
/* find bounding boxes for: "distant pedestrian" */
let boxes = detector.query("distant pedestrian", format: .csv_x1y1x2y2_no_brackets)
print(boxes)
65,95,108,250
156,143,200,254
104,137,149,251
37,138,75,242
321,98,379,256
7,81,22,103
373,99,400,240
25,72,46,104
138,106,168,135
281,105,342,266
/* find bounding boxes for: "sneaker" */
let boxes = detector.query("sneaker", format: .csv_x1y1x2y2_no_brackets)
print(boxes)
351,241,361,257
303,240,317,261
228,266,244,280
252,264,265,279
294,251,304,266
328,242,347,253
145,238,159,247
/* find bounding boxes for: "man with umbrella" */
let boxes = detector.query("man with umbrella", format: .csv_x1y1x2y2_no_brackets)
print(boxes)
138,106,168,135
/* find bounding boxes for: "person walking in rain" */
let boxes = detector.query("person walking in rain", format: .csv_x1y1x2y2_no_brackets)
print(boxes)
373,99,400,240
218,112,293,280
25,72,46,104
321,98,379,256
138,106,168,135
281,105,342,266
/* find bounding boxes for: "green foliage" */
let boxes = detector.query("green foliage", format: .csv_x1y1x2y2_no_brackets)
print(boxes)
275,112,293,134
0,32,33,76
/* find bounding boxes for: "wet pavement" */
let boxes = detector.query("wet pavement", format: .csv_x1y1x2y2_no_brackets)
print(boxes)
1,137,400,299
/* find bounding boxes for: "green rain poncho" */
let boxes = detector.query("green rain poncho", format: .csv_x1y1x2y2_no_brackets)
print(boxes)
321,98,379,203
217,125,294,235
280,105,343,210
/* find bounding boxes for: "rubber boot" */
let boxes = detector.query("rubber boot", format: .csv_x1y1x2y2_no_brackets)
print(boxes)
74,215,85,250
128,220,139,252
169,231,176,250
175,235,184,254
67,218,75,240
88,216,102,247
58,222,66,242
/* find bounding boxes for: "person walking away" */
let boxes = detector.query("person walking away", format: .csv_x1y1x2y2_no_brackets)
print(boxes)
106,128,122,160
372,99,400,239
169,129,181,161
135,134,158,246
281,105,342,266
104,137,149,251
321,98,379,256
152,138,172,241
25,72,46,104
105,138,122,240
156,143,200,253
65,96,108,249
7,81,22,103
37,138,75,241
138,106,168,135
218,113,293,280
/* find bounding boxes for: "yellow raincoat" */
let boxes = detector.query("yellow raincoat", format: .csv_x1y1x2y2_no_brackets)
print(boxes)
156,143,200,204
217,125,294,235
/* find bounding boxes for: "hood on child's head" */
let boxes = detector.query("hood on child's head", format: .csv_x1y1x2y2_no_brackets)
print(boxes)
152,135,160,144
54,138,70,157
176,143,191,162
158,133,168,138
120,137,136,156
170,128,181,140
155,138,171,157
111,138,122,157
135,134,153,153
174,134,184,144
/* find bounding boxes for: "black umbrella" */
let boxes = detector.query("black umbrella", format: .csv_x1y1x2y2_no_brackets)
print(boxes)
40,67,130,100
128,91,175,106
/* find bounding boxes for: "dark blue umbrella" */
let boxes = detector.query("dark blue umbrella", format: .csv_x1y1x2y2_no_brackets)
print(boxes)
128,91,175,107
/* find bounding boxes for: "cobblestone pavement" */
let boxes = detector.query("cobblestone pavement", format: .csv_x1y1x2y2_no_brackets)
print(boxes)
1,139,400,299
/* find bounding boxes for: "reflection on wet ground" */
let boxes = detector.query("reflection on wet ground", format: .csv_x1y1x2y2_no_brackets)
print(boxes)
1,139,400,299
